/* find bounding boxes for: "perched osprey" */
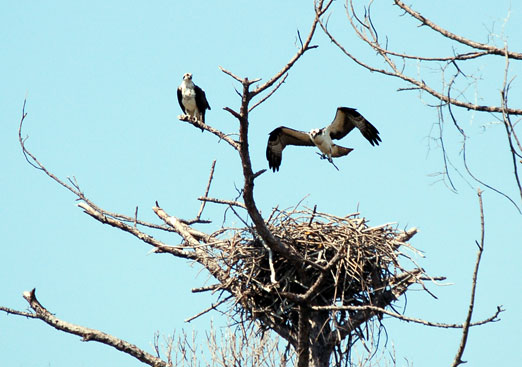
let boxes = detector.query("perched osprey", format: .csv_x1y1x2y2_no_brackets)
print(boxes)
266,107,381,172
177,73,211,124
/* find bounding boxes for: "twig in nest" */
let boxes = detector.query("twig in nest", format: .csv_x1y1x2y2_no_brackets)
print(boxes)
185,296,233,323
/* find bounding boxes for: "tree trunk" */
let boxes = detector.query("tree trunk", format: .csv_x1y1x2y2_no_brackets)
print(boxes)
300,310,334,367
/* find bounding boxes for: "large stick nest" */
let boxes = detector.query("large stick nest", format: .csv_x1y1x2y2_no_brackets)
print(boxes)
212,207,423,335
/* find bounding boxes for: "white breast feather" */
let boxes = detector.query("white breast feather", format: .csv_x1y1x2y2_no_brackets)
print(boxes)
181,82,197,114
310,132,333,156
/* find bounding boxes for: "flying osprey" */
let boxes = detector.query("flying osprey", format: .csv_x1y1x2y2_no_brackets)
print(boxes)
177,73,211,124
266,107,381,172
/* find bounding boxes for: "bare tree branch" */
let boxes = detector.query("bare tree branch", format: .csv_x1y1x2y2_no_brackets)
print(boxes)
394,0,522,60
319,1,522,213
191,284,220,293
78,201,196,258
499,49,522,203
451,189,487,367
18,101,191,232
0,306,37,318
8,2,510,365
320,6,522,115
249,73,289,112
191,160,217,224
198,196,247,209
313,304,501,330
21,289,166,367
249,0,334,99
222,75,306,266
445,82,522,213
218,66,247,84
177,115,240,151
185,296,233,323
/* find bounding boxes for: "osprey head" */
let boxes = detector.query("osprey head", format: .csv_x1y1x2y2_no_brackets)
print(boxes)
309,128,322,139
183,73,193,81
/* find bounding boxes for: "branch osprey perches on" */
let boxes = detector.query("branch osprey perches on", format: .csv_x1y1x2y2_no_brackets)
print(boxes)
266,107,381,172
177,73,211,126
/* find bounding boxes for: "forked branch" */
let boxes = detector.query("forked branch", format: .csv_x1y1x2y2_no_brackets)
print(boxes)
319,0,522,212
21,289,166,367
320,5,522,115
394,0,522,60
215,2,332,266
250,0,331,98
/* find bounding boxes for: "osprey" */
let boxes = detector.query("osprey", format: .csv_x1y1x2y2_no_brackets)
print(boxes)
177,73,211,124
266,107,381,172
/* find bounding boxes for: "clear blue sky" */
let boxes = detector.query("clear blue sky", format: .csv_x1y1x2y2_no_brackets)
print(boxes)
1,1,520,366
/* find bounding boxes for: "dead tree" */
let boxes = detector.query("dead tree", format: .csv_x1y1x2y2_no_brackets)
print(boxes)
2,1,503,366
320,0,522,212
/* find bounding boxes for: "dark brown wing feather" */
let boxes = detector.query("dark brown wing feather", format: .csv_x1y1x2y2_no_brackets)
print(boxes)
331,145,353,158
177,87,186,114
266,126,313,172
328,107,381,146
194,85,211,123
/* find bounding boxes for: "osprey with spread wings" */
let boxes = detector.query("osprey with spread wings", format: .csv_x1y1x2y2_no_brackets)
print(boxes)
266,107,381,172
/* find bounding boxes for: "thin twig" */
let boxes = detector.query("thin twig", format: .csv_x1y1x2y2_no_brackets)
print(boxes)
394,0,522,60
185,296,232,323
499,47,522,203
0,306,37,318
320,4,522,115
195,160,217,221
198,197,247,209
249,73,289,112
218,66,244,83
18,102,183,232
250,0,330,98
191,284,220,293
451,189,487,367
78,202,195,259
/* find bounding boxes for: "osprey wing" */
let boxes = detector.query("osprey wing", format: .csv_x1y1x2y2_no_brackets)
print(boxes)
328,107,381,146
266,126,313,172
177,87,186,114
331,144,353,158
194,85,211,122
